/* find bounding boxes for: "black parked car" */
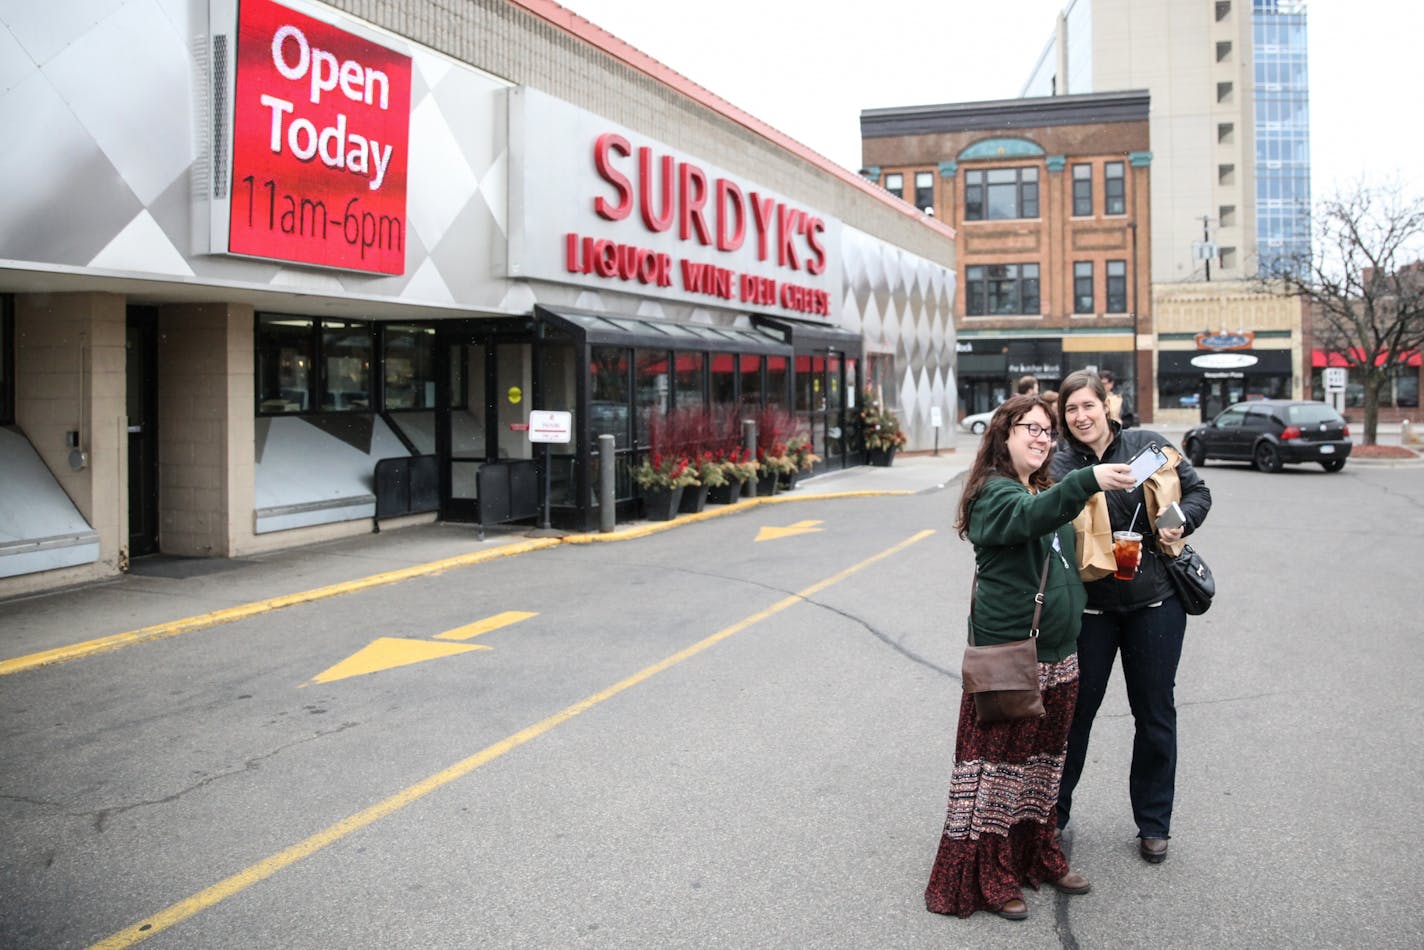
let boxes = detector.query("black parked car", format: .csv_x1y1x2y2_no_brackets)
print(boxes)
1183,399,1352,473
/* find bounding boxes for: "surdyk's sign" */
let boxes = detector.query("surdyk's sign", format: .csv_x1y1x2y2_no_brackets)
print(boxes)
228,0,412,274
509,88,843,320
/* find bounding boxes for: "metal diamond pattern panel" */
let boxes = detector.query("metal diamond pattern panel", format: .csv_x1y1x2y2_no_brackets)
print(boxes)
0,0,514,310
841,227,957,449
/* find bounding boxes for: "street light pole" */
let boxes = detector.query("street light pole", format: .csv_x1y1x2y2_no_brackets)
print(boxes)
1129,219,1139,419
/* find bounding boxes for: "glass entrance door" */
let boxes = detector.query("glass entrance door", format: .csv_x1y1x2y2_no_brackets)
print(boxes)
441,339,536,522
126,307,158,556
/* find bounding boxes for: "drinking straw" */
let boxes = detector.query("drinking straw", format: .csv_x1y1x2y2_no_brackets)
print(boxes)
1128,503,1141,534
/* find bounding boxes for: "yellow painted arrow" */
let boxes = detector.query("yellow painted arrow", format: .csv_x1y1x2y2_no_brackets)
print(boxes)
311,612,538,684
434,610,538,640
755,519,825,543
311,637,490,684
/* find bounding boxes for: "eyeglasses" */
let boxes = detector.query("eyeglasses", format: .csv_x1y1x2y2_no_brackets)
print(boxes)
1012,422,1057,439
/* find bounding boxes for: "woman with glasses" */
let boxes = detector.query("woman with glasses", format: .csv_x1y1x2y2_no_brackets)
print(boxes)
1050,369,1212,865
926,394,1135,922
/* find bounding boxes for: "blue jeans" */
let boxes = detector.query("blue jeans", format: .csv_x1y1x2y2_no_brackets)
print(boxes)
1056,597,1187,839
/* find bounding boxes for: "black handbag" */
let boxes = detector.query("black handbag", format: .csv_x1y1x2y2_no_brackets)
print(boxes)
960,556,1051,724
1164,544,1214,615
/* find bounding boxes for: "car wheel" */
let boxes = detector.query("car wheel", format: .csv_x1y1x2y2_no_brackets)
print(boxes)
1253,441,1283,473
1320,458,1346,472
971,421,986,434
1184,438,1206,467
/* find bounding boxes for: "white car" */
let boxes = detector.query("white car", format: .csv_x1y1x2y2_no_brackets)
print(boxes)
959,407,999,434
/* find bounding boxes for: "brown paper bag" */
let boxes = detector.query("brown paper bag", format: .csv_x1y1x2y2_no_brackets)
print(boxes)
1072,493,1117,581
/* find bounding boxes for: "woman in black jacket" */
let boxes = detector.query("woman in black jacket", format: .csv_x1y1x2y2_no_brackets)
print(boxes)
1049,370,1212,864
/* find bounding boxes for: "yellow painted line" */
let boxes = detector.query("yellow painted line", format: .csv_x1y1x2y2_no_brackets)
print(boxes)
434,610,538,641
309,637,491,685
0,539,560,677
88,528,935,949
754,519,824,543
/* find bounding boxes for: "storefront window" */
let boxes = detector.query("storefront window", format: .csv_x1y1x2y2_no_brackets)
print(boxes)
590,345,630,449
382,325,435,409
766,354,789,408
635,348,669,444
711,352,736,407
674,351,705,408
256,315,314,412
740,353,763,408
321,320,372,411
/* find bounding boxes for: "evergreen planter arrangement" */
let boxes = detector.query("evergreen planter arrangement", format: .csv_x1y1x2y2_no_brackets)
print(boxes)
860,388,907,467
754,472,781,497
706,481,742,505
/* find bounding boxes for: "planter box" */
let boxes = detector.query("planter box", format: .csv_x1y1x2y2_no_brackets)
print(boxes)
706,482,742,505
678,484,710,513
868,446,898,467
755,473,781,497
641,486,683,521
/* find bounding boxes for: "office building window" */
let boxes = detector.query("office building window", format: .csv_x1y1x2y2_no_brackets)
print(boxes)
1073,262,1095,313
914,170,934,211
1072,164,1093,216
1106,260,1128,313
964,167,1039,220
966,263,1041,316
1104,162,1126,215
884,172,904,199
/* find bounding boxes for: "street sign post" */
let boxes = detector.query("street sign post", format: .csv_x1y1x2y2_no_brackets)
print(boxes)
528,411,572,529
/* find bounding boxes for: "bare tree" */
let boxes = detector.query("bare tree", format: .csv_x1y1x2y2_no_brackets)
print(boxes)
1277,181,1424,444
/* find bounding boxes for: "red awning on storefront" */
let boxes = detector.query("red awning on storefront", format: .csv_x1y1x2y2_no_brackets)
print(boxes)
1311,348,1422,368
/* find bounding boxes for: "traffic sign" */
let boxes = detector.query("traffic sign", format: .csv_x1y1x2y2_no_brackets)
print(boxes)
1323,367,1347,392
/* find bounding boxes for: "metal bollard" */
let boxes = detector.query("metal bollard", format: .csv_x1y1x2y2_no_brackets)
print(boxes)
598,434,616,533
742,419,757,498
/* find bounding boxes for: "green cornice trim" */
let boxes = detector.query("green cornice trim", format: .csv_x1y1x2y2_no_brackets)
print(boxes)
958,137,1045,161
938,160,957,178
1129,150,1153,167
1046,155,1067,172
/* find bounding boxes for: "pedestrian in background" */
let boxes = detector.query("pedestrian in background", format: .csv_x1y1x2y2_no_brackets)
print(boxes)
1050,370,1212,864
926,394,1135,921
1017,375,1040,396
1099,369,1123,422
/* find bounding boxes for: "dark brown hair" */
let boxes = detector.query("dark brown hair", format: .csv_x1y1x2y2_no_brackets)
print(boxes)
955,394,1056,539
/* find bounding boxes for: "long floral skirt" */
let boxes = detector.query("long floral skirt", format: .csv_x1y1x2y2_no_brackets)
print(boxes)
925,653,1079,918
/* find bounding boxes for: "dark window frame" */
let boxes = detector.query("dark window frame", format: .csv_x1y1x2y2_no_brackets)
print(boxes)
965,263,1041,316
1073,261,1095,314
1072,163,1093,216
913,170,934,211
1104,161,1127,215
255,313,378,415
884,172,904,199
1106,260,1128,313
964,167,1040,221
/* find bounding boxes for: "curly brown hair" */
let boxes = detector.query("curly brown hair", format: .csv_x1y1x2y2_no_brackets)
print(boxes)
955,394,1057,539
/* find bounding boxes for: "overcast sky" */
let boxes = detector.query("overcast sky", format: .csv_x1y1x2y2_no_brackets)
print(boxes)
554,0,1417,203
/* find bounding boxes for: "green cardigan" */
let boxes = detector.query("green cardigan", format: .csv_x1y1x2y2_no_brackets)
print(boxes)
966,466,1100,662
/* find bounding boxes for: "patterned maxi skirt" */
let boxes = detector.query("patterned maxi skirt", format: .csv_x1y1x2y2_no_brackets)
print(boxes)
924,653,1079,918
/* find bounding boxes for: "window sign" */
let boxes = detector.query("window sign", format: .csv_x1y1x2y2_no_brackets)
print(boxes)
227,0,413,274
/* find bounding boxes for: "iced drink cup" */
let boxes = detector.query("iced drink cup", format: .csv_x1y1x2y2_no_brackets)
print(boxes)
1112,530,1143,581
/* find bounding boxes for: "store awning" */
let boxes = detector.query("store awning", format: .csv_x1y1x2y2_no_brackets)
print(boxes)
535,304,791,356
1311,347,1422,368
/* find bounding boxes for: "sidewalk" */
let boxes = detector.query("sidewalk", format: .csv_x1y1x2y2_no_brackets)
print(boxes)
0,449,975,671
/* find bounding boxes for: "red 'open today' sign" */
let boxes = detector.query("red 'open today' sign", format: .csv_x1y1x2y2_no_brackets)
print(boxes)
228,0,412,274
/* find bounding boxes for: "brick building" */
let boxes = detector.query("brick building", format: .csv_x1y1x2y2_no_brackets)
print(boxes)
862,91,1152,420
